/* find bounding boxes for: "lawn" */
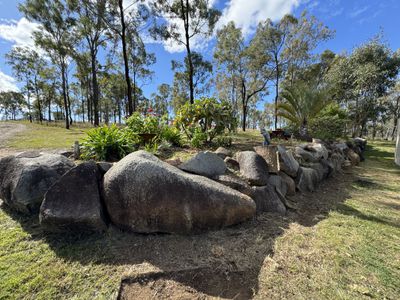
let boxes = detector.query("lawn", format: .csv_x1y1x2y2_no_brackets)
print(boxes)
0,138,399,299
5,121,90,150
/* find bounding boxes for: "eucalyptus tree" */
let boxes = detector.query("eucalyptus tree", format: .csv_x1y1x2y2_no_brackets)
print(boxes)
152,0,220,104
253,13,333,129
171,51,212,111
104,0,150,115
6,46,47,123
327,38,400,137
214,21,273,131
0,92,25,120
69,0,108,126
20,0,77,129
151,83,171,116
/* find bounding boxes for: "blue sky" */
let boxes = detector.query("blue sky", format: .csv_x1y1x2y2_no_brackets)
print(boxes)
0,0,399,103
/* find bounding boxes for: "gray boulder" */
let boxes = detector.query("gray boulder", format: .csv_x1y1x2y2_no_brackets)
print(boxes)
224,157,240,171
296,167,320,192
254,146,279,173
277,146,299,177
268,175,287,197
103,151,256,234
179,151,227,177
329,152,344,172
212,174,251,193
249,185,286,214
40,161,107,232
0,152,75,214
346,149,360,166
236,151,269,186
214,147,232,159
295,146,320,163
278,171,296,196
305,143,329,160
97,161,114,175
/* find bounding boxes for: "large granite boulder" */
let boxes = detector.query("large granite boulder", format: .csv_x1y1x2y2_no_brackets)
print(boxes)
296,167,320,192
212,174,251,194
329,152,345,172
39,161,107,232
346,149,360,166
103,151,256,234
277,146,299,177
179,151,227,178
224,157,240,171
249,185,286,214
0,152,75,214
236,151,269,186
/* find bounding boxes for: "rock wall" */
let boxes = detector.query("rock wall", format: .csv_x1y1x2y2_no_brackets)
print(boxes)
0,138,366,235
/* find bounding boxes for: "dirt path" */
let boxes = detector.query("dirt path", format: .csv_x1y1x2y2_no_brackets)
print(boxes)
0,122,26,157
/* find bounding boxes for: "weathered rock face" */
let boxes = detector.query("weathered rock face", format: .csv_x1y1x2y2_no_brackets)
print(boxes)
103,151,256,234
236,151,269,186
249,185,286,214
305,143,329,160
278,171,296,196
97,161,114,175
0,152,75,214
268,175,287,197
277,146,299,178
346,149,360,166
295,146,319,163
296,167,319,192
214,147,232,159
254,146,279,173
39,161,107,232
179,151,227,178
329,152,344,172
212,174,251,194
224,157,240,171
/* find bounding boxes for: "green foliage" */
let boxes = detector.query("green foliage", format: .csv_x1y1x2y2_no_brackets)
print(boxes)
190,128,208,148
214,135,233,147
175,97,237,147
126,112,162,135
161,126,182,146
81,124,136,161
309,103,349,141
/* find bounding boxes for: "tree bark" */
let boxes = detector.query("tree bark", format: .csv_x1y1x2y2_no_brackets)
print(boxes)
182,0,194,104
395,118,400,166
61,62,70,129
274,55,279,130
90,49,100,126
118,0,134,115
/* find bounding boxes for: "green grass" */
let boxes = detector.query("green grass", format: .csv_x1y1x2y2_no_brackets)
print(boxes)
6,121,90,150
256,140,400,299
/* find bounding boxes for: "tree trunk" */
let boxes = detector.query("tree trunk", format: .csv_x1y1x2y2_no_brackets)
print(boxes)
34,76,43,124
395,118,400,166
119,0,134,115
91,49,100,126
61,62,70,129
274,57,279,130
182,0,194,104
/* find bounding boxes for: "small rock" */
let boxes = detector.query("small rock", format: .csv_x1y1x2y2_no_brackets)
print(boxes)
224,157,240,171
179,151,227,178
214,147,232,159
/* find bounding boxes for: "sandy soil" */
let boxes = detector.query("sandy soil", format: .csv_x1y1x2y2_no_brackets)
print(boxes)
0,122,26,158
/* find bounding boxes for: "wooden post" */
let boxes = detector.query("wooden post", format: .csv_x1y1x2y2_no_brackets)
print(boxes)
395,118,400,166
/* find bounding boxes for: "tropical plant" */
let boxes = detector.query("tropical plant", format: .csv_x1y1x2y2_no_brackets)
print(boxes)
175,97,237,146
80,124,136,161
277,83,329,137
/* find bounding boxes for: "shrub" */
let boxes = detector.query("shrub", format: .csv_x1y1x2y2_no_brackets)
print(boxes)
175,97,237,146
190,128,208,148
80,124,136,161
161,126,183,146
309,103,349,141
214,135,233,147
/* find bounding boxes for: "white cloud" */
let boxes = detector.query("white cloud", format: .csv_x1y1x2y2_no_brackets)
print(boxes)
0,17,39,48
349,6,369,18
218,0,301,36
0,70,19,92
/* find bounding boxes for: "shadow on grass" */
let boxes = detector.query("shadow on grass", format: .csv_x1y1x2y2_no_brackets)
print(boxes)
2,143,395,299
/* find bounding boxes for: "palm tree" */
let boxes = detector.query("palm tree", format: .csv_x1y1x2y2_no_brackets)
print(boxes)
277,83,329,138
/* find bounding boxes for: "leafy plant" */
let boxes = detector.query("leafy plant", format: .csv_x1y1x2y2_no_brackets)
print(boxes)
309,103,349,141
80,125,136,161
214,135,233,147
161,126,183,146
175,97,237,146
190,128,208,148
